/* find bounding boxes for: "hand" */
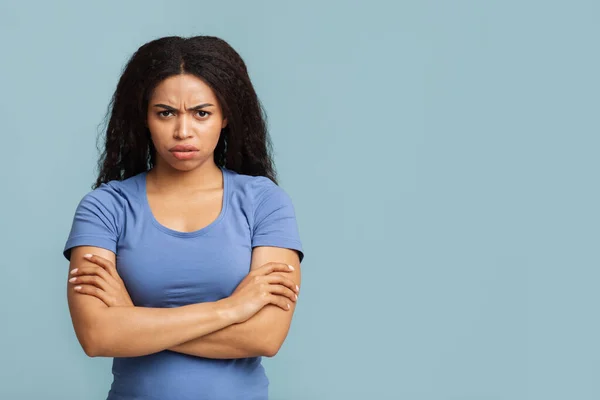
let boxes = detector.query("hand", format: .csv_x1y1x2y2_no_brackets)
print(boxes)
68,253,134,307
224,262,300,324
232,262,300,296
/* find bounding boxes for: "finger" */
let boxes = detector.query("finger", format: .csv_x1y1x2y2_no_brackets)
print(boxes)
269,294,292,311
83,254,120,280
268,284,298,302
69,274,112,292
84,253,119,279
253,262,295,276
265,275,299,293
71,265,115,286
73,284,113,306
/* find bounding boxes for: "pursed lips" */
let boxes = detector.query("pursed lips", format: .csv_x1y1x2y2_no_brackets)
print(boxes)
170,145,199,152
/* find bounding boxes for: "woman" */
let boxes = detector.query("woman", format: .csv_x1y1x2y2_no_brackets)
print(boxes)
63,35,304,400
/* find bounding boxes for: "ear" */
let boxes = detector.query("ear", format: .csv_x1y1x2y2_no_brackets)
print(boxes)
222,117,228,129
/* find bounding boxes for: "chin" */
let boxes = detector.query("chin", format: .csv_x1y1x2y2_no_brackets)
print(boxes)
167,161,204,172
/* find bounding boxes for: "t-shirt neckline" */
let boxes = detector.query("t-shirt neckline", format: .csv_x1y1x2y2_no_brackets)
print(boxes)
140,167,230,238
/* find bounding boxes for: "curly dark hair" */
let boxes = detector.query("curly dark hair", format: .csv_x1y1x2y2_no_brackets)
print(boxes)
93,35,277,189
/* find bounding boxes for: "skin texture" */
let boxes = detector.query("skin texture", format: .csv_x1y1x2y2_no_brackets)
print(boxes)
145,73,228,197
169,246,301,358
67,73,302,358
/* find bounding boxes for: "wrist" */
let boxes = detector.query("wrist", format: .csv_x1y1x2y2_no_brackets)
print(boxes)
215,298,240,324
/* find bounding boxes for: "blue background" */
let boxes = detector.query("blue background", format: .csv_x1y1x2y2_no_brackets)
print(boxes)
0,0,598,399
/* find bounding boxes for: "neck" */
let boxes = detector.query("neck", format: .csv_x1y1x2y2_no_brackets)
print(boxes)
147,159,223,195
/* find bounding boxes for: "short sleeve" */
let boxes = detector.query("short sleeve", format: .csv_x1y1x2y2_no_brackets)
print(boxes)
63,182,124,261
250,178,305,263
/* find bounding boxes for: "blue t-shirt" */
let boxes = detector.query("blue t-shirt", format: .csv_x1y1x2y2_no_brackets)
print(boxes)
63,167,304,400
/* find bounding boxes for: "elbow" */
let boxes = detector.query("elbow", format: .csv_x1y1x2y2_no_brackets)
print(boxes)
78,326,107,358
261,344,280,358
82,342,100,358
80,336,102,358
259,323,291,357
261,338,284,358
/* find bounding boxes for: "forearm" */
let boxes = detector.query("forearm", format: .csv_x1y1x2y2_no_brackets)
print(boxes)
91,300,236,358
169,322,262,359
169,305,284,359
169,334,258,359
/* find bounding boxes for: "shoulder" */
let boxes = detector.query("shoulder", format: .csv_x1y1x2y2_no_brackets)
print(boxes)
83,181,123,204
225,168,292,210
75,173,143,216
81,178,126,206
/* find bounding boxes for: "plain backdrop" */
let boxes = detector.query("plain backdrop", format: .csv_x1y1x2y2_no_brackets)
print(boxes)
0,0,598,399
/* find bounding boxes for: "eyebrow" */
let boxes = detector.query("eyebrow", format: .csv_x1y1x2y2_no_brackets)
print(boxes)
153,103,215,111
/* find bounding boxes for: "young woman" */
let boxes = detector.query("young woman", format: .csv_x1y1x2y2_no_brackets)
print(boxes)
63,35,304,400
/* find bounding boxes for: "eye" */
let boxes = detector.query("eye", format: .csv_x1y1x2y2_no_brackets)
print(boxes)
157,110,173,118
196,110,211,118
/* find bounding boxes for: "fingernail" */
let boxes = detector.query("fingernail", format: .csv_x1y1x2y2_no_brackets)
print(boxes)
287,304,290,309
288,265,294,270
69,277,77,283
295,294,298,300
74,286,82,290
83,254,92,259
296,285,299,291
70,268,78,275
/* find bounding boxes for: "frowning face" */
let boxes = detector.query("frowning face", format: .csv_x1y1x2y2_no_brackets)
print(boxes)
146,73,228,172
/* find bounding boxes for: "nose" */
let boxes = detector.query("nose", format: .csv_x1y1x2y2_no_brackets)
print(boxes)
173,113,193,139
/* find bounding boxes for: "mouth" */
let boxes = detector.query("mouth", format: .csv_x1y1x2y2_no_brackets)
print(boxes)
170,150,198,160
169,145,199,152
169,145,199,160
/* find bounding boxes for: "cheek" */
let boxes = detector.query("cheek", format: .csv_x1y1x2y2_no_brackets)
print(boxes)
147,119,170,144
197,121,224,143
208,124,223,140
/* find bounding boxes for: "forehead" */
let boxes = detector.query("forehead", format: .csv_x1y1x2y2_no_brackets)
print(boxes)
150,74,217,102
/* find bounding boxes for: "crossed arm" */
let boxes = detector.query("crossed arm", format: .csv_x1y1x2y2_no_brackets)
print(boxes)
67,245,301,358
168,245,301,358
